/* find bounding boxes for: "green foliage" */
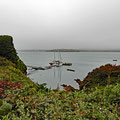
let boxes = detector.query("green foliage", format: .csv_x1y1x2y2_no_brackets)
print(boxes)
0,100,3,106
0,35,27,74
0,102,12,116
0,57,120,119
78,64,120,90
0,35,16,63
0,57,15,67
16,56,27,74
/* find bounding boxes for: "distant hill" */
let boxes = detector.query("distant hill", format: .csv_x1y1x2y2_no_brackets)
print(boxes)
18,49,120,52
46,49,81,52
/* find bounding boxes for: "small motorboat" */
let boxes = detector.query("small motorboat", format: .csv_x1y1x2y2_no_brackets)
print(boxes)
113,59,117,61
67,69,75,72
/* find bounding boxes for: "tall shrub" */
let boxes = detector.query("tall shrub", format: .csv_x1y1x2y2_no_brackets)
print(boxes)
0,35,27,74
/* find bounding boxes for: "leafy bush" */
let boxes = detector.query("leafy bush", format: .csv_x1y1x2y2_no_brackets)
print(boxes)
0,102,12,116
77,64,120,90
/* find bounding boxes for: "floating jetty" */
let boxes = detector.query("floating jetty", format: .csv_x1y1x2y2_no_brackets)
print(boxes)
27,63,73,71
27,66,52,70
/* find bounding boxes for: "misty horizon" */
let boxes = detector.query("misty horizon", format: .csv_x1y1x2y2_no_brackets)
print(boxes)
17,48,120,51
0,0,120,50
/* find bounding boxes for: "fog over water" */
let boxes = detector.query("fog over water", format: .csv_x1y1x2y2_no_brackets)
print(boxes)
0,0,120,50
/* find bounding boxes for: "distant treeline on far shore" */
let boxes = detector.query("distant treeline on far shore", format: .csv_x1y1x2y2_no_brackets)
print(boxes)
17,49,120,52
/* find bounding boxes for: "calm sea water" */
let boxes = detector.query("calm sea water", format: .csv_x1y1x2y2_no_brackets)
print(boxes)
17,51,120,89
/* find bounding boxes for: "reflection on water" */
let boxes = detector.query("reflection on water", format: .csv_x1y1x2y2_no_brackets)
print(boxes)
27,66,63,89
53,67,62,89
18,51,120,89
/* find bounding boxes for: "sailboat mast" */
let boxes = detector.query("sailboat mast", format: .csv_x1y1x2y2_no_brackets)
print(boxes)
59,52,62,61
54,52,55,61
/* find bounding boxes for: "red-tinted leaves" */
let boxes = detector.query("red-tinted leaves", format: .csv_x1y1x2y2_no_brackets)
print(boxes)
61,84,76,92
0,80,23,99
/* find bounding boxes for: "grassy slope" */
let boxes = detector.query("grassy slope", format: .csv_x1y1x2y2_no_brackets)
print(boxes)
0,57,120,120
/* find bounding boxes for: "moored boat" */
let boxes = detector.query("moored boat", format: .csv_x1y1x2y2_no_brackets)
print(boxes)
113,59,117,61
62,63,72,66
49,60,63,67
67,69,75,72
49,51,72,67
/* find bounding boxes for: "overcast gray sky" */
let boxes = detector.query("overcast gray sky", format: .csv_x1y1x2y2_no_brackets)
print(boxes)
0,0,120,50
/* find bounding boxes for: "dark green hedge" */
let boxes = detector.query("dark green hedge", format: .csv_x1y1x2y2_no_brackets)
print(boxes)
0,35,27,74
